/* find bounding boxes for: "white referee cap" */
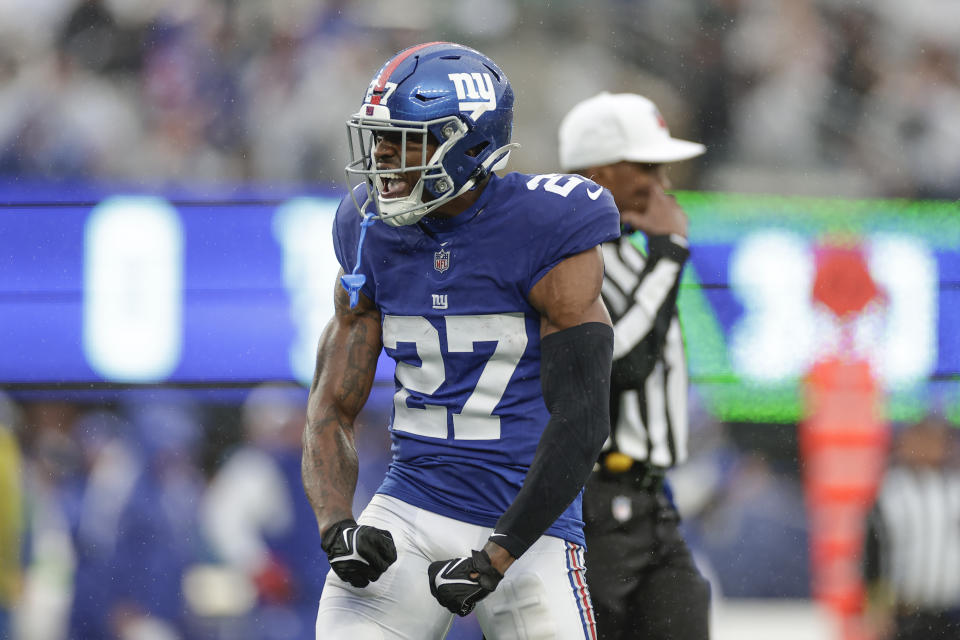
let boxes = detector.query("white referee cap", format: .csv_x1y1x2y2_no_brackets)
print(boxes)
558,92,705,171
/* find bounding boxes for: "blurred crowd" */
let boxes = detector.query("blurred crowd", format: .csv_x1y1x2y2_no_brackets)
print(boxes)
0,386,396,640
5,383,958,640
0,385,806,640
1,0,959,199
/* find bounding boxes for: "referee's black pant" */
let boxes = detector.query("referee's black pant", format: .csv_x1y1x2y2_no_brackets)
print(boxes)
583,465,711,640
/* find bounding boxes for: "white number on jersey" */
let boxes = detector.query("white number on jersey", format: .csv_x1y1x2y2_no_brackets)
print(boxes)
382,313,528,440
525,173,585,198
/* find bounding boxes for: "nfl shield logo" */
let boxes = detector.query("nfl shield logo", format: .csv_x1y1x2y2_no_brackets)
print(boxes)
434,248,450,273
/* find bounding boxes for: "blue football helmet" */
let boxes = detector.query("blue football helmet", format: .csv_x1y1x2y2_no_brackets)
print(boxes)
345,42,517,226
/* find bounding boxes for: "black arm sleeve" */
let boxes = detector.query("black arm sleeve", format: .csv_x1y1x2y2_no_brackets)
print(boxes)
490,322,614,558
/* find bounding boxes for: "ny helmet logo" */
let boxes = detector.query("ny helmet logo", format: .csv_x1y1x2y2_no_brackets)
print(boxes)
447,73,496,121
434,248,450,273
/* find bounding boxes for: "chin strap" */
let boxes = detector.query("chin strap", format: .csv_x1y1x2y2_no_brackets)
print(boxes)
377,142,522,227
340,212,377,308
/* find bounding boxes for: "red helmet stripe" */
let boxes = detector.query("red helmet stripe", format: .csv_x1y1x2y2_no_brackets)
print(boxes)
370,41,451,104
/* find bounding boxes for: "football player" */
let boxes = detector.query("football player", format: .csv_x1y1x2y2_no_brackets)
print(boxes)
303,42,620,639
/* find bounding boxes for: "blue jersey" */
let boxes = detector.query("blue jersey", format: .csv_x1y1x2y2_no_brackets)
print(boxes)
333,172,620,546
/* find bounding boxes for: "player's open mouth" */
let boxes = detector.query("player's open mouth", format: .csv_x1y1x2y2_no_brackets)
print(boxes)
378,172,412,199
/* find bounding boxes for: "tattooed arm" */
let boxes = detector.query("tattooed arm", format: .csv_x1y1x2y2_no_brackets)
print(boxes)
302,271,383,535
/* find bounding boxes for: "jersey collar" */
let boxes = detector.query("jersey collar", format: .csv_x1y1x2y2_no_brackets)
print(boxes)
418,173,501,234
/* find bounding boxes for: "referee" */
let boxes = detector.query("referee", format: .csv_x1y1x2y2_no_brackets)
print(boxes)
863,414,960,640
558,92,711,639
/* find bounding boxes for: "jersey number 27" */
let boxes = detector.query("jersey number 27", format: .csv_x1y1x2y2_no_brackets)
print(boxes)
382,313,528,441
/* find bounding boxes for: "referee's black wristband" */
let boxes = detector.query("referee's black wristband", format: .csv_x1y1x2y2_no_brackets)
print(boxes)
647,234,690,263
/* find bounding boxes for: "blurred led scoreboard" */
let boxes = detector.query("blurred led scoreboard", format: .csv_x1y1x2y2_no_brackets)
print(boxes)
677,192,959,423
1,185,957,422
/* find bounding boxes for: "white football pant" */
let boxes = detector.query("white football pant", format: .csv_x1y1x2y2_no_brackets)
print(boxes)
315,494,597,640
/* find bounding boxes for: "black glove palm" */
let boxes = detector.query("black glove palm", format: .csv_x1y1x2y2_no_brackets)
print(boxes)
428,549,503,616
321,519,397,588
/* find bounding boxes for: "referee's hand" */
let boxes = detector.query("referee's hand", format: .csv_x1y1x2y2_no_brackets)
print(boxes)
622,183,687,238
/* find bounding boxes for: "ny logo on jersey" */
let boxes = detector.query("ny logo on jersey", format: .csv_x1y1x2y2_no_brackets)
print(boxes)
432,294,448,310
447,73,496,120
434,248,450,273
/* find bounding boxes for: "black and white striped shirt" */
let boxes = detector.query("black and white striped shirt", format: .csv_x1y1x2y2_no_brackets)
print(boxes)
600,233,690,470
865,466,960,609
